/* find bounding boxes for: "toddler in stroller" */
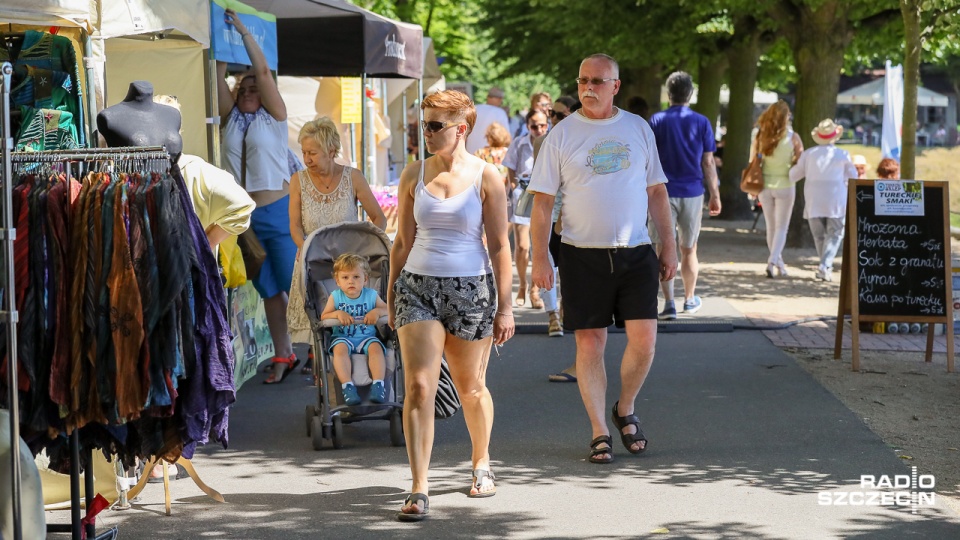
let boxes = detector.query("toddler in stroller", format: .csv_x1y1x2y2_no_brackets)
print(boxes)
320,253,389,405
302,220,403,450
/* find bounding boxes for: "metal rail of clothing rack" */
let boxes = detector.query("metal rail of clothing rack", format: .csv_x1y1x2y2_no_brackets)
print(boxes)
2,128,168,538
0,57,30,540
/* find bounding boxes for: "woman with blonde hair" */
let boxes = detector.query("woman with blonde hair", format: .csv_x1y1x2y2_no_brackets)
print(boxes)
286,117,386,367
475,122,512,220
389,90,514,520
750,100,804,278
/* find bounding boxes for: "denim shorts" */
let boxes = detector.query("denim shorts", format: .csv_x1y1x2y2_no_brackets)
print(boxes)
393,270,496,341
249,195,297,299
329,336,384,355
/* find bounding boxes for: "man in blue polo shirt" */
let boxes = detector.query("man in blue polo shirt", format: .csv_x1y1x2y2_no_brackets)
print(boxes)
648,71,721,319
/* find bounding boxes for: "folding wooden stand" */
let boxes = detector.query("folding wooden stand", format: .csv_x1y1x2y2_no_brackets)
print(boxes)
126,458,224,516
835,179,954,372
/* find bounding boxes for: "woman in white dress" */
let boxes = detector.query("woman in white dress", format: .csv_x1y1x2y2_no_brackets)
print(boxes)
287,117,387,367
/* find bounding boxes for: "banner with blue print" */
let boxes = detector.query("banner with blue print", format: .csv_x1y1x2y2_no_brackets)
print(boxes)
210,0,278,71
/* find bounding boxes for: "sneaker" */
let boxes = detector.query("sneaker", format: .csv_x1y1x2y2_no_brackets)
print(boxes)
683,296,703,314
369,381,386,404
342,383,361,406
548,312,564,337
658,302,677,321
814,267,834,282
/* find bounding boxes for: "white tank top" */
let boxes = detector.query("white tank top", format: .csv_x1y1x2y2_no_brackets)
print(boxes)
404,161,493,277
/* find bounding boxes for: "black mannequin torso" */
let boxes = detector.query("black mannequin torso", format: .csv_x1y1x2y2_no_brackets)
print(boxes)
97,81,183,158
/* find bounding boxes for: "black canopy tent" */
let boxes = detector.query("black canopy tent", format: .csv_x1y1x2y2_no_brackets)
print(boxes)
245,0,423,79
243,0,427,174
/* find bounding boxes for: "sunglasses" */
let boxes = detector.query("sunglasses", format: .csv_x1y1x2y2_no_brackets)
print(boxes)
529,122,548,129
421,120,459,134
575,77,618,85
537,101,552,108
551,110,568,120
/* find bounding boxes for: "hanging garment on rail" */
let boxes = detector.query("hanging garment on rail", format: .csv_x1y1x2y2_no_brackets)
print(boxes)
0,30,85,147
1,157,236,468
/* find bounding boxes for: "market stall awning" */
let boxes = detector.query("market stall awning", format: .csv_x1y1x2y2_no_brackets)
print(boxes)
97,0,210,46
244,0,423,79
0,0,89,29
838,78,949,107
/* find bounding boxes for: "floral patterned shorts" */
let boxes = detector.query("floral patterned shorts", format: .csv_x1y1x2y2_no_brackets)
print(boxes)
393,270,496,341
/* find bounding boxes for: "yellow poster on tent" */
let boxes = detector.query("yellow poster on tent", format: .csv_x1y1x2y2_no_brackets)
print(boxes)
341,77,363,124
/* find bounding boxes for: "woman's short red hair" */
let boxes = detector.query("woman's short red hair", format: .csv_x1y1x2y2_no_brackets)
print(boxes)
421,90,477,134
876,158,900,179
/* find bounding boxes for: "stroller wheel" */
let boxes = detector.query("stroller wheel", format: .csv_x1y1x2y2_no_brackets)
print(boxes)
305,405,317,437
311,416,325,450
390,408,404,447
331,415,344,449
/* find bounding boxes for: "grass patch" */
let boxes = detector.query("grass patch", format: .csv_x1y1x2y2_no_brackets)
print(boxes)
837,144,960,213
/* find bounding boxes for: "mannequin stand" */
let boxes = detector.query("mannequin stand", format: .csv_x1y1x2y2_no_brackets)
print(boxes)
126,458,224,515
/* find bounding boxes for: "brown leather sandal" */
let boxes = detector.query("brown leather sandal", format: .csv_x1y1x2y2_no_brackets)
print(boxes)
589,435,614,464
611,400,648,454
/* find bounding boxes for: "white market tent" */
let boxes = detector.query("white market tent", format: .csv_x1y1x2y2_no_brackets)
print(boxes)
0,0,213,158
838,78,949,107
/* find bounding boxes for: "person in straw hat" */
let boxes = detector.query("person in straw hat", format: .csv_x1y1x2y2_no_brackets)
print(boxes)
789,119,859,281
852,154,869,179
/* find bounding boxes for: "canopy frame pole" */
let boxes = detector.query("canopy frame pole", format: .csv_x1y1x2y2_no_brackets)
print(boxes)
361,74,367,181
418,79,424,162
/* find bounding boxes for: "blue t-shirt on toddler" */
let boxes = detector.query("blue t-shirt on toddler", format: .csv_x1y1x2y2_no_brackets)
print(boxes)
649,105,716,198
331,288,379,340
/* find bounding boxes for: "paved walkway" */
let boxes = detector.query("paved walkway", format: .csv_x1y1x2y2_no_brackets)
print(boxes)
746,313,954,353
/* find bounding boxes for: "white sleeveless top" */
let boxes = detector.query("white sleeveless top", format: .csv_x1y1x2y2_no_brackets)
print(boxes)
221,107,290,192
404,162,493,277
296,165,358,234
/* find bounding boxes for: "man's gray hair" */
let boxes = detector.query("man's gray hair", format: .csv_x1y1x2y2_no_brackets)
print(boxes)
666,71,694,104
582,53,619,78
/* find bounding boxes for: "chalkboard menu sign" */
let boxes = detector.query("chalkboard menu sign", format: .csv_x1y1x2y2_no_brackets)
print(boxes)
854,182,946,317
836,179,954,372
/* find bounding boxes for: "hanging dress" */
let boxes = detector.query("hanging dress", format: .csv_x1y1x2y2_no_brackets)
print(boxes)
286,165,358,343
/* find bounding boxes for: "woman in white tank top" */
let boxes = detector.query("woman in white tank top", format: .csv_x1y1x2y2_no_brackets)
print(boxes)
388,90,515,521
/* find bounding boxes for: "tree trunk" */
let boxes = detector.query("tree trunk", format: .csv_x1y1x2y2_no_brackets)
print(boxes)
718,33,761,220
900,0,921,179
784,8,853,247
618,65,662,117
693,54,727,134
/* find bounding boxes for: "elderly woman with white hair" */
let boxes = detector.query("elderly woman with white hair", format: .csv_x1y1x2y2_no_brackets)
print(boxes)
286,117,387,362
789,119,859,282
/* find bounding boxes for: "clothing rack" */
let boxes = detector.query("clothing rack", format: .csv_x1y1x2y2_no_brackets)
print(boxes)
2,59,25,540
7,143,169,540
10,145,170,163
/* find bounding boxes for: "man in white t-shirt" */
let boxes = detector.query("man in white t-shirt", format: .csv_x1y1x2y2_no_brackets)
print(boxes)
466,86,511,154
528,54,677,464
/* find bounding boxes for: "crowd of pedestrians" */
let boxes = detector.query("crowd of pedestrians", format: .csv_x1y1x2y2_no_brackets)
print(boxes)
218,6,885,521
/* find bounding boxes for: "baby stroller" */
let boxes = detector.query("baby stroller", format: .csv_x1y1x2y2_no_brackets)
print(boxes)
301,221,404,450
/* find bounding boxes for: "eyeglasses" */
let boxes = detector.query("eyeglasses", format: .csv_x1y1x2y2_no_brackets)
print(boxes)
537,101,552,108
421,120,459,134
529,123,548,129
575,77,618,85
551,110,568,120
